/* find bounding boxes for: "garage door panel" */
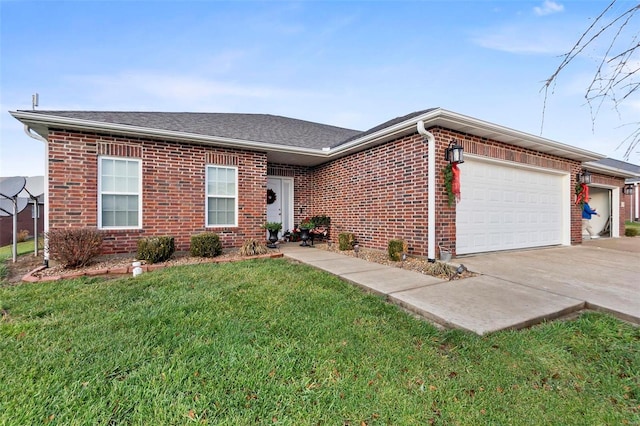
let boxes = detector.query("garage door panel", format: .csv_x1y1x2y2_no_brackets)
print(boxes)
457,160,564,255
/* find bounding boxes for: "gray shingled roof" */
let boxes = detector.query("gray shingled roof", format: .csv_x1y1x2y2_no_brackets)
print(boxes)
595,157,640,174
340,108,437,145
25,111,363,150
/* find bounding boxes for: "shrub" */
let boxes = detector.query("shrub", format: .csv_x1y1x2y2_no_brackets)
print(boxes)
388,239,407,261
338,232,355,251
239,239,268,256
311,215,331,227
190,233,223,258
16,230,30,243
46,228,103,268
137,236,175,264
625,227,639,237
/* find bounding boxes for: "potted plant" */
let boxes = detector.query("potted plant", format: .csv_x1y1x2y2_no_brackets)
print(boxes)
262,222,282,248
298,218,315,247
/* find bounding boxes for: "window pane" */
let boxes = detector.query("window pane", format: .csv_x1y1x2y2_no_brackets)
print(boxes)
102,159,114,176
115,177,127,192
102,211,115,227
128,211,138,227
127,161,138,177
128,177,138,192
128,195,138,210
114,160,127,176
100,159,140,228
102,194,114,211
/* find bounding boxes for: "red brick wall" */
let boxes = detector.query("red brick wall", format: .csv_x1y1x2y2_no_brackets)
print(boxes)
47,130,266,254
308,127,583,256
311,134,430,255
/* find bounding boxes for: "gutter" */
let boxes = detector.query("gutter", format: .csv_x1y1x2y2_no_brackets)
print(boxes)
22,125,50,266
417,120,436,262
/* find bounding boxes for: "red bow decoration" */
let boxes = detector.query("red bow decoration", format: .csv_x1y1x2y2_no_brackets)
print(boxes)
451,163,461,202
575,183,589,204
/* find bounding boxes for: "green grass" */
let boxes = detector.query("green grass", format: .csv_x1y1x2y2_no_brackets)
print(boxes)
0,239,39,260
1,259,638,425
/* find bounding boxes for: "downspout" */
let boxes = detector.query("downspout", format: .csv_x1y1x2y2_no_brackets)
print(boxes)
23,125,49,266
417,120,436,262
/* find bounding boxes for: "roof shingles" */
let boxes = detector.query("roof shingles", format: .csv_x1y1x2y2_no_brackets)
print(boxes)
26,111,363,150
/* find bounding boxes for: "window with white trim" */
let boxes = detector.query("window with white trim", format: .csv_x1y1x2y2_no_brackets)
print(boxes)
98,157,142,229
206,165,237,227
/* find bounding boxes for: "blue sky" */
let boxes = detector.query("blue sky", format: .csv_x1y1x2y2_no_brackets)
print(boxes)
1,0,638,177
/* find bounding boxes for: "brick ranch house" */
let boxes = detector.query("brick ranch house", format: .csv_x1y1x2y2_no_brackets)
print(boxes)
9,108,638,261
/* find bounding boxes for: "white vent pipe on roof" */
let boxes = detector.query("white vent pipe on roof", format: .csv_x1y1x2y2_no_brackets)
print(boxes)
417,120,436,262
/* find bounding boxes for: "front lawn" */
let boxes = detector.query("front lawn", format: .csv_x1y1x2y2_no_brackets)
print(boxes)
1,259,638,425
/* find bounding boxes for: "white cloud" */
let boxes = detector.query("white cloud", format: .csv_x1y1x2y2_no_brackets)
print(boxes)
64,71,326,111
534,1,564,17
471,23,571,54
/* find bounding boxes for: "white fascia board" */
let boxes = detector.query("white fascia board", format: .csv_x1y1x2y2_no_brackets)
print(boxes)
329,108,606,162
433,109,606,162
10,110,328,159
584,161,640,178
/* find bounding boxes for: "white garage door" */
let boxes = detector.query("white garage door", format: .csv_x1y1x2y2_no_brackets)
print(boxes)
456,159,564,255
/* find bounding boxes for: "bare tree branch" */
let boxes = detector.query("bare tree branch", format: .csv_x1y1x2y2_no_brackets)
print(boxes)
541,1,640,160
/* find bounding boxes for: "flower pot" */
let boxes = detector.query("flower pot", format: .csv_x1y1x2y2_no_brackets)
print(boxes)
299,228,311,246
267,229,279,248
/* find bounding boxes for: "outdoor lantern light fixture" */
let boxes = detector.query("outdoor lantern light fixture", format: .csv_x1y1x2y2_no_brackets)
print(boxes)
445,140,464,164
623,184,634,195
577,170,592,185
449,264,468,281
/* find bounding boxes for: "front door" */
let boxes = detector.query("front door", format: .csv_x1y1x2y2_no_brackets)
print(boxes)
266,176,294,238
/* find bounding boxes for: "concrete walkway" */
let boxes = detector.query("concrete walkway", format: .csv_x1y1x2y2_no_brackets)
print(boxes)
279,238,640,335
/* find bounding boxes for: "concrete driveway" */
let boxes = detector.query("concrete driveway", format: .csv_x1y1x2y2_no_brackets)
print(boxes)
454,237,640,327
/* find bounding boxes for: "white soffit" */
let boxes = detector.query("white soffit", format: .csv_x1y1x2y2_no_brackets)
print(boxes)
584,161,640,179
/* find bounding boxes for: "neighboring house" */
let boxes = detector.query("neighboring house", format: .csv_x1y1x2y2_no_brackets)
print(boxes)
9,108,638,260
0,176,44,247
588,158,640,223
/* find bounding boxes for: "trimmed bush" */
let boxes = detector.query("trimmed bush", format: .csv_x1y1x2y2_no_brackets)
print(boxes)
137,236,175,264
239,239,268,256
46,228,103,268
338,233,355,251
190,233,223,258
388,239,406,261
625,227,639,237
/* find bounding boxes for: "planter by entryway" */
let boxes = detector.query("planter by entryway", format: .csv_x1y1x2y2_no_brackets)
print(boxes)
267,229,279,248
299,228,311,246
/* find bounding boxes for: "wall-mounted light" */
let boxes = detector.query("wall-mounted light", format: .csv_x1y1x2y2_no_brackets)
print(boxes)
623,184,634,195
445,140,464,164
577,170,592,185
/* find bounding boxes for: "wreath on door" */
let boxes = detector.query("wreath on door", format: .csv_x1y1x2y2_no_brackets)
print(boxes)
266,188,277,204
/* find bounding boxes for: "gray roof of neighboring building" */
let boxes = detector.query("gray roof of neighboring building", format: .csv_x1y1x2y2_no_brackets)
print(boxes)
586,158,640,182
21,111,363,150
594,157,640,174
